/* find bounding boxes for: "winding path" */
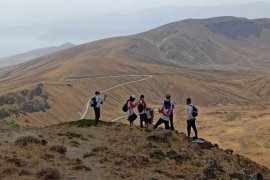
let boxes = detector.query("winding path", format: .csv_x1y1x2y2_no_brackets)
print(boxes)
80,75,153,120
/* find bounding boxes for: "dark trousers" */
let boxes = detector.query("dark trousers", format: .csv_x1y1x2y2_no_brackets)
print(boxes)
154,118,170,130
139,114,148,128
187,119,198,138
170,111,174,130
94,107,100,126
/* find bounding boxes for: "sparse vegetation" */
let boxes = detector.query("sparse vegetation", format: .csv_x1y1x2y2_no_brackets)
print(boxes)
50,145,67,154
0,119,269,179
64,119,115,127
15,136,42,146
36,168,60,180
91,145,108,153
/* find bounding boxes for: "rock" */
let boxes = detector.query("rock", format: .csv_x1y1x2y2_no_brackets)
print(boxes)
224,149,234,156
256,173,263,180
193,139,216,149
21,90,29,96
230,169,257,180
165,150,178,158
150,149,165,160
230,171,244,179
0,109,11,119
242,169,255,180
146,131,173,143
203,159,225,179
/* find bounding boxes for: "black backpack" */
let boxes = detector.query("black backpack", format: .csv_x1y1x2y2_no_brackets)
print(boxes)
138,100,144,113
122,101,128,112
90,97,97,107
190,105,198,117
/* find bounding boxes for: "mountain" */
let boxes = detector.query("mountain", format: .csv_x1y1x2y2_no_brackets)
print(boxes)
0,43,75,67
1,1,270,58
38,1,270,42
135,17,270,69
0,119,269,179
0,17,270,167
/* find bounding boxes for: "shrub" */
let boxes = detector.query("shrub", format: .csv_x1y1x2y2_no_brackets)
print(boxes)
15,136,42,146
50,145,67,154
36,168,60,180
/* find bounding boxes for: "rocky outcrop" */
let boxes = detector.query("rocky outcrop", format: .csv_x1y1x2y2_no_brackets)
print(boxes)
0,84,50,119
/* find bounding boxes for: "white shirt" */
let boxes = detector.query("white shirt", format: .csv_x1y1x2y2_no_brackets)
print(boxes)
160,108,171,121
187,104,195,120
127,101,135,117
94,95,102,108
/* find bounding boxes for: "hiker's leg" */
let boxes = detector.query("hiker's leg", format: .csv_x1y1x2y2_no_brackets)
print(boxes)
170,111,174,130
164,120,170,130
94,107,100,126
140,114,143,128
143,114,148,127
191,120,198,138
154,119,163,129
187,120,191,138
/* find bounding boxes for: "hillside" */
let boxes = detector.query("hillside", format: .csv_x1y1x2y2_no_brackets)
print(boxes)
0,120,269,179
0,17,270,167
0,43,75,67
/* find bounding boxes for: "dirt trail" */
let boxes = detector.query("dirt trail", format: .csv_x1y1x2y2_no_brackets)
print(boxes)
80,75,153,119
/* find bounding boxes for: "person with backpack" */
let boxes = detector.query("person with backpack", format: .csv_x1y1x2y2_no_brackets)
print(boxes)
90,91,106,126
186,98,198,140
153,101,172,130
124,95,137,126
138,95,148,128
163,94,175,130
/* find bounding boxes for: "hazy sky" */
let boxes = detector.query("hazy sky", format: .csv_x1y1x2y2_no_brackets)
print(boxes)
1,0,270,26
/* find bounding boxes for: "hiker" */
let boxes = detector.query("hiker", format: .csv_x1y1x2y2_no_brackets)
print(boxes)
163,94,175,130
126,95,137,126
186,98,198,139
90,91,106,126
153,101,172,130
138,95,148,128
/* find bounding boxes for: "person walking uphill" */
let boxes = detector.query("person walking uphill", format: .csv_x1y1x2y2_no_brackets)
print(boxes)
90,91,106,126
164,94,175,130
138,95,148,128
186,98,198,140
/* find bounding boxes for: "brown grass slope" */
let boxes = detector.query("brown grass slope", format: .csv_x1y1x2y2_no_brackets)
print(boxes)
0,120,269,180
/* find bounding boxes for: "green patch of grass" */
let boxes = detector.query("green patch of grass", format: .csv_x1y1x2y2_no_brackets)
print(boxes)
8,122,21,130
63,119,115,127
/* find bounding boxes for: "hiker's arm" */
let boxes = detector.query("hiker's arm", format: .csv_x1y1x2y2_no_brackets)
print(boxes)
162,109,171,116
144,101,147,109
130,102,137,108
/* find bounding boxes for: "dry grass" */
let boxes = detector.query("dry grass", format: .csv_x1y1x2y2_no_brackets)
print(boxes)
2,119,268,179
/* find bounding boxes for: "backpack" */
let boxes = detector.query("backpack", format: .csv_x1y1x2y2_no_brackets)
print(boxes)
189,105,198,117
90,97,97,107
122,101,128,112
138,100,144,113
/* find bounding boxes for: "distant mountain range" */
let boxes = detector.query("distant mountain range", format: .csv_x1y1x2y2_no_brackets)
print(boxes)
34,1,270,42
1,1,270,58
0,43,75,67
